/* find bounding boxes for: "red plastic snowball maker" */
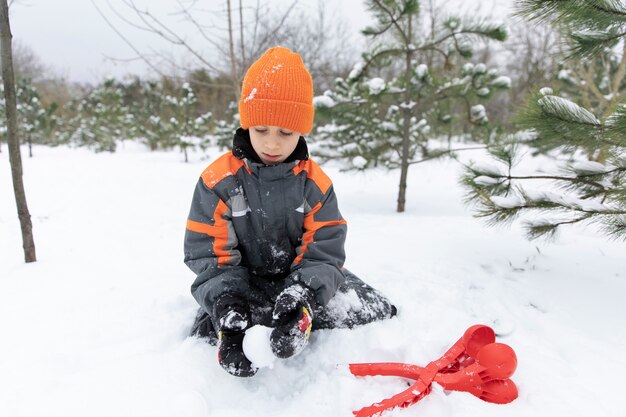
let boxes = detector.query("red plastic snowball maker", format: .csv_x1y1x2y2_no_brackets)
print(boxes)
349,325,518,417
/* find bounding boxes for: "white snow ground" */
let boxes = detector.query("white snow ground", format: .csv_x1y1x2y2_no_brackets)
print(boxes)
1,143,625,417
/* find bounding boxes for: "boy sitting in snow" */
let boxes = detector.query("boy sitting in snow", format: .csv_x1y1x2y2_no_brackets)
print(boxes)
184,46,396,377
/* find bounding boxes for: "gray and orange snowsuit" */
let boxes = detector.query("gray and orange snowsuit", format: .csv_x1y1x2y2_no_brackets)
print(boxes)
184,129,394,339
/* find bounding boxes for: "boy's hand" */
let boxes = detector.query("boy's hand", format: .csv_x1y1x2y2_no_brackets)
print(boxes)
214,294,257,377
215,294,250,331
270,284,316,358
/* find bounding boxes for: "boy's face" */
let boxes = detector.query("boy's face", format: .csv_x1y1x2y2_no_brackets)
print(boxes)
249,125,302,165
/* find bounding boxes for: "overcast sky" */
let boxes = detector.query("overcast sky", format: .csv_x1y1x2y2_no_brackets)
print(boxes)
9,0,513,84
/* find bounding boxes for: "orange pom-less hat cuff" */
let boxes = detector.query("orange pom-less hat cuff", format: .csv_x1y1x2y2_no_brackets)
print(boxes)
238,46,314,135
239,98,314,135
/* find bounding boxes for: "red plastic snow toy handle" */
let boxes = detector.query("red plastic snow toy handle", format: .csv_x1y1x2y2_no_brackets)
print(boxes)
349,325,518,417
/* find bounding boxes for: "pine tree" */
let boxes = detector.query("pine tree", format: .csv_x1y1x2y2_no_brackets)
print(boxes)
63,79,130,152
315,62,510,169
164,82,212,162
555,48,626,123
215,101,240,151
126,80,172,151
0,77,57,156
313,0,508,212
463,0,626,240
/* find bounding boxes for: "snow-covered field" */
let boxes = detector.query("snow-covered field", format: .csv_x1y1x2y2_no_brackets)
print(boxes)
1,143,625,417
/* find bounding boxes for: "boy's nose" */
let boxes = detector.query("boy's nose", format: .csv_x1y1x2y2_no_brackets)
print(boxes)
266,138,280,150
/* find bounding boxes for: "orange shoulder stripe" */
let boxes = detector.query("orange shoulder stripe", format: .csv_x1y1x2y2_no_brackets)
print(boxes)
292,159,333,194
200,152,250,189
294,202,347,265
186,199,232,266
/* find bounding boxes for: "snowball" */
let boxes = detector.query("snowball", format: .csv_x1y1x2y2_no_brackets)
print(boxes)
242,325,276,369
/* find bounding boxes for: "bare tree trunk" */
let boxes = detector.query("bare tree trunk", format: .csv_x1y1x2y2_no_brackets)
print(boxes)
397,19,413,213
426,0,436,69
239,0,246,70
0,0,37,263
226,0,239,99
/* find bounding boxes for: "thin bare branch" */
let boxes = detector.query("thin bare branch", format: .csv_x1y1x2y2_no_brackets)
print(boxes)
174,0,223,51
90,0,168,78
122,0,222,72
239,0,246,67
226,0,239,96
104,0,156,34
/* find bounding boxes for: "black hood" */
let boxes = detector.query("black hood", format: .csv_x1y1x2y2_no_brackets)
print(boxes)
232,128,309,164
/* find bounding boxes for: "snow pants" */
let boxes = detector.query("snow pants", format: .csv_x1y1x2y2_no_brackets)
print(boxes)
189,269,396,344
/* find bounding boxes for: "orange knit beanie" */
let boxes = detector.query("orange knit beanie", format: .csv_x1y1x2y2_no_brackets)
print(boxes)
238,46,314,135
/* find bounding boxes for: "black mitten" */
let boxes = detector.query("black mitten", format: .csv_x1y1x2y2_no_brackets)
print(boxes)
270,284,316,359
214,295,257,377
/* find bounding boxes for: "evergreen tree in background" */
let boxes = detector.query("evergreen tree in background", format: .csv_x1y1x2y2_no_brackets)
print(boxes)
126,80,169,152
63,78,130,152
59,79,213,158
0,77,58,156
315,61,510,169
313,0,508,212
215,101,240,151
463,0,626,240
164,82,212,163
555,46,626,124
15,78,58,157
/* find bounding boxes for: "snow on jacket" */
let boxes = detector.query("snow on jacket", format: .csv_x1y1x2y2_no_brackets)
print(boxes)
184,129,347,316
